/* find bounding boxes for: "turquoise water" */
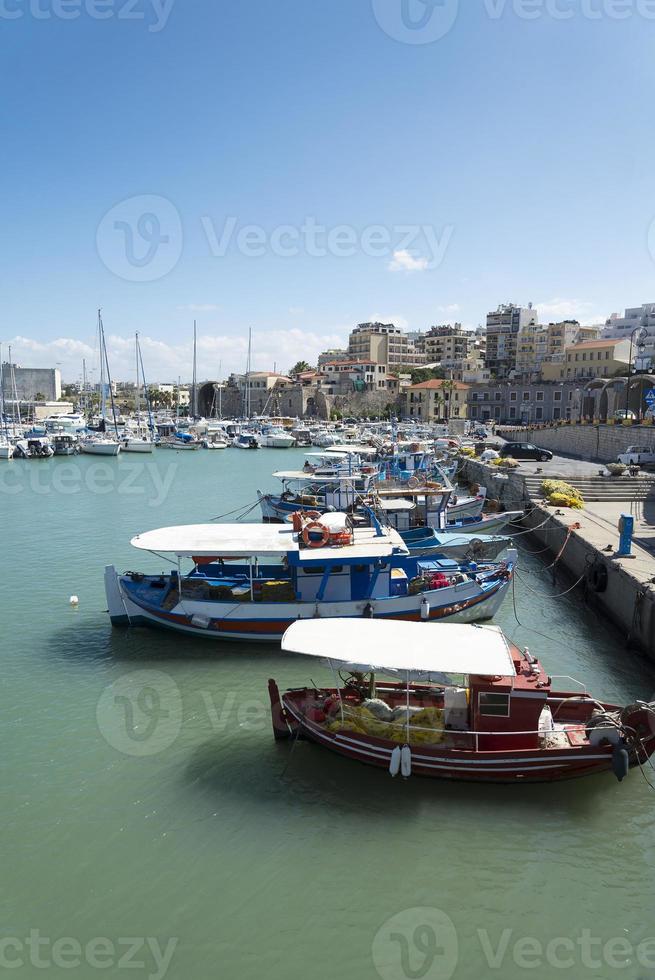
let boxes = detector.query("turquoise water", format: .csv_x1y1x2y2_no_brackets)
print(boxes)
2,450,655,980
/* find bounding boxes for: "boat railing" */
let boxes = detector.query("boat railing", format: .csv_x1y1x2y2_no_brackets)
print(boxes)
322,705,596,750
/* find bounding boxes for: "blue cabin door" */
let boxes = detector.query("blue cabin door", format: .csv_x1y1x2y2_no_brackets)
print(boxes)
350,564,371,600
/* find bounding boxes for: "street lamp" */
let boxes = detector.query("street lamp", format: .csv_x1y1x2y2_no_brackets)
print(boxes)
625,326,649,418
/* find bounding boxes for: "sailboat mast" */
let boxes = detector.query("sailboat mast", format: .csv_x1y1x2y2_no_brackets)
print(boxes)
8,345,21,429
98,310,106,420
0,344,7,440
135,333,141,424
246,327,252,419
192,320,197,420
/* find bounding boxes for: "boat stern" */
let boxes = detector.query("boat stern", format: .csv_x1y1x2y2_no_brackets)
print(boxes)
104,565,130,626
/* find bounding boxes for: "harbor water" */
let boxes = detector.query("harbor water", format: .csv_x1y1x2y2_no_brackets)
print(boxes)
2,449,655,980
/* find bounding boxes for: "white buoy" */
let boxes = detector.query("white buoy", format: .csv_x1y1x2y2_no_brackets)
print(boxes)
401,745,412,779
69,595,79,606
389,746,402,778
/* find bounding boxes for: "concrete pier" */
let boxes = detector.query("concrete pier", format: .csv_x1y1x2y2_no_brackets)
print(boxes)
460,458,655,655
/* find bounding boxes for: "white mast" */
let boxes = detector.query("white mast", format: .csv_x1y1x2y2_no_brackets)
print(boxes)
135,333,141,426
98,309,106,420
192,320,197,419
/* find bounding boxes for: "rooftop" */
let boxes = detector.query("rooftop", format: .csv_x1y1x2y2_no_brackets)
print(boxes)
408,380,471,391
566,339,627,351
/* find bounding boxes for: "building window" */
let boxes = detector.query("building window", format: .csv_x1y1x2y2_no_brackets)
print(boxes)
509,407,516,419
536,407,543,420
536,391,544,401
554,391,562,402
510,392,517,402
522,392,530,401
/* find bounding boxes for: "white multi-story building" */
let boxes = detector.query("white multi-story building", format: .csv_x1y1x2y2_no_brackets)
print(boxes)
603,304,655,370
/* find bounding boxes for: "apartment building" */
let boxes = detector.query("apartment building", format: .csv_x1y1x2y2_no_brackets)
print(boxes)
403,380,470,422
423,323,472,369
485,304,538,378
321,359,388,391
603,303,655,371
348,322,425,370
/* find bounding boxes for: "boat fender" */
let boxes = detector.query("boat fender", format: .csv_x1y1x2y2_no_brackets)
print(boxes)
588,562,608,594
612,743,630,782
401,745,412,779
421,597,431,621
389,746,402,778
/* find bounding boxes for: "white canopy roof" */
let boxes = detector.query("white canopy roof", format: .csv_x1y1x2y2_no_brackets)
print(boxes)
377,498,416,512
130,523,406,560
281,620,516,677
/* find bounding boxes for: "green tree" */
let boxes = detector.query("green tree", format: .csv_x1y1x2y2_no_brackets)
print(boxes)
290,361,313,376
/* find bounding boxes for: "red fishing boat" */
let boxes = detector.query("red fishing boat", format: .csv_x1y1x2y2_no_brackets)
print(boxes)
269,621,655,784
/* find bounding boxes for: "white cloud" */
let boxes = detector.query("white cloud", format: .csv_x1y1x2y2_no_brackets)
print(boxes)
388,249,429,273
435,303,461,315
3,328,349,384
535,298,607,325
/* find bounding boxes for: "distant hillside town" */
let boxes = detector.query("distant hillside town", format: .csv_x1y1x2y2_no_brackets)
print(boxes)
5,301,655,424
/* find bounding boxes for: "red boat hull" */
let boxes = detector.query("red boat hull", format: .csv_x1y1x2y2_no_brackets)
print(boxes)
279,693,655,784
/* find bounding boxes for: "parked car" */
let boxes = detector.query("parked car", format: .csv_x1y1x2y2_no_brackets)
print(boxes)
617,446,655,467
614,410,637,421
500,442,553,462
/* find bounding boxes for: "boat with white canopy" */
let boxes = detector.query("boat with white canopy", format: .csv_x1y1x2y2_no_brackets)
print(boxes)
270,620,655,783
104,516,516,642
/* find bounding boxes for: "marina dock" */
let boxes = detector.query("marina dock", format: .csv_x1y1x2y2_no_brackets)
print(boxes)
460,446,655,654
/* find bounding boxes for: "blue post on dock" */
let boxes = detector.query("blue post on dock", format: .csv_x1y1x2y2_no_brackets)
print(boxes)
617,514,634,557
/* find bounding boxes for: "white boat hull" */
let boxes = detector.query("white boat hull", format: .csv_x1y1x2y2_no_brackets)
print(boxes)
122,439,154,453
105,565,512,642
81,441,121,456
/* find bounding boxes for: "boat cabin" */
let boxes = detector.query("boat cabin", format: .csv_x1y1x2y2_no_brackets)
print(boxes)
280,620,553,751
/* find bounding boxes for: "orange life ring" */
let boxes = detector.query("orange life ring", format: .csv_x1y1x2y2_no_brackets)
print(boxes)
302,522,330,548
303,510,322,521
329,531,352,547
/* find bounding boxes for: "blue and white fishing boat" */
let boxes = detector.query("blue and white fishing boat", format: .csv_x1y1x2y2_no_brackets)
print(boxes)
105,514,516,643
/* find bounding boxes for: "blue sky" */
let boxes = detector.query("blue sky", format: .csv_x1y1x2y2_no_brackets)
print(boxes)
2,0,655,381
